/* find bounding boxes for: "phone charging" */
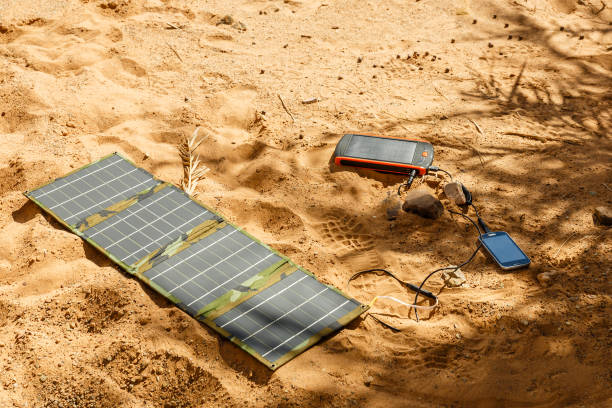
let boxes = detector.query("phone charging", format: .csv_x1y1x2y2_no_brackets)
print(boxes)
478,231,530,270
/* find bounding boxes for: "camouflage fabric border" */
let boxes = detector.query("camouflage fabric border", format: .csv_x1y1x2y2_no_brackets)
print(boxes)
197,260,298,320
133,218,226,274
24,152,368,370
75,183,169,232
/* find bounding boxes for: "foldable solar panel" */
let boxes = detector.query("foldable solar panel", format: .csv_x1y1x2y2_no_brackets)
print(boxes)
25,153,366,369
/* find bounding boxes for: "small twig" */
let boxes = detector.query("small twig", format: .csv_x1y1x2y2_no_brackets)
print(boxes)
166,22,180,29
602,183,612,192
433,86,449,101
468,118,485,136
464,119,486,168
507,61,527,103
166,42,183,63
502,131,547,142
567,231,607,254
302,97,319,104
553,231,577,258
278,94,295,122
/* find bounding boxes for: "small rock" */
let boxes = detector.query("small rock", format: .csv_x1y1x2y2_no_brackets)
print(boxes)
593,206,612,226
402,188,444,219
520,319,529,327
382,192,402,221
443,182,467,205
364,375,373,387
441,268,466,287
218,15,234,25
40,375,46,383
69,322,76,329
536,271,562,287
455,333,462,339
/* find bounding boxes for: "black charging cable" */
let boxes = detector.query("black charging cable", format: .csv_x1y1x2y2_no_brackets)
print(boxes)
397,169,418,196
428,166,454,182
347,268,438,332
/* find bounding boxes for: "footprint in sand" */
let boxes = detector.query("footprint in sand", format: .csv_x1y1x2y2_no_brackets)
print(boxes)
315,213,381,269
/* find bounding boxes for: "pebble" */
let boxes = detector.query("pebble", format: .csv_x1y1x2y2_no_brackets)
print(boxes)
441,268,466,287
40,375,46,383
537,271,562,286
443,182,467,205
382,193,402,221
520,320,529,326
364,376,373,387
301,97,319,104
402,189,444,219
593,206,612,226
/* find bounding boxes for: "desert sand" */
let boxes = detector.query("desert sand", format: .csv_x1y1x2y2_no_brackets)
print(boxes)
0,0,611,407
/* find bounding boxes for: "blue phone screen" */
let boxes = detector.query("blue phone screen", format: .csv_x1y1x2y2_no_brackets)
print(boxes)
481,233,527,265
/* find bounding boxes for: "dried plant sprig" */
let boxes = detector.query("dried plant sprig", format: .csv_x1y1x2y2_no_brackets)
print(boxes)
178,126,210,196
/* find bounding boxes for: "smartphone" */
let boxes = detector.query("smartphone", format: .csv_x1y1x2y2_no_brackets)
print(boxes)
332,133,434,175
478,231,530,270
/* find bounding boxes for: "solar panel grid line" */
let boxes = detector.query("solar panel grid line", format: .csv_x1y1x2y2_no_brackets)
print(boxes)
87,187,175,238
94,205,176,260
185,252,276,307
166,241,257,294
154,239,274,301
210,271,364,367
60,164,159,224
84,188,216,266
120,207,214,262
241,287,329,342
193,260,298,321
148,229,240,280
132,218,226,274
119,210,203,262
65,177,157,224
47,168,138,210
105,198,191,251
119,194,212,256
33,155,123,199
75,183,169,233
218,274,309,329
260,300,351,359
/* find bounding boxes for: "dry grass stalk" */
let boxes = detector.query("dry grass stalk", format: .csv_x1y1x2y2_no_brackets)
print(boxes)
178,127,210,196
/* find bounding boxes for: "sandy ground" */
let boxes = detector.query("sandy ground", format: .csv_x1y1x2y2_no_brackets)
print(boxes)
0,0,611,407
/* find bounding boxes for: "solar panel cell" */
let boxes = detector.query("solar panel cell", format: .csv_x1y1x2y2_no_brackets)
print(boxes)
28,154,160,226
81,185,216,265
214,270,361,364
143,224,283,315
